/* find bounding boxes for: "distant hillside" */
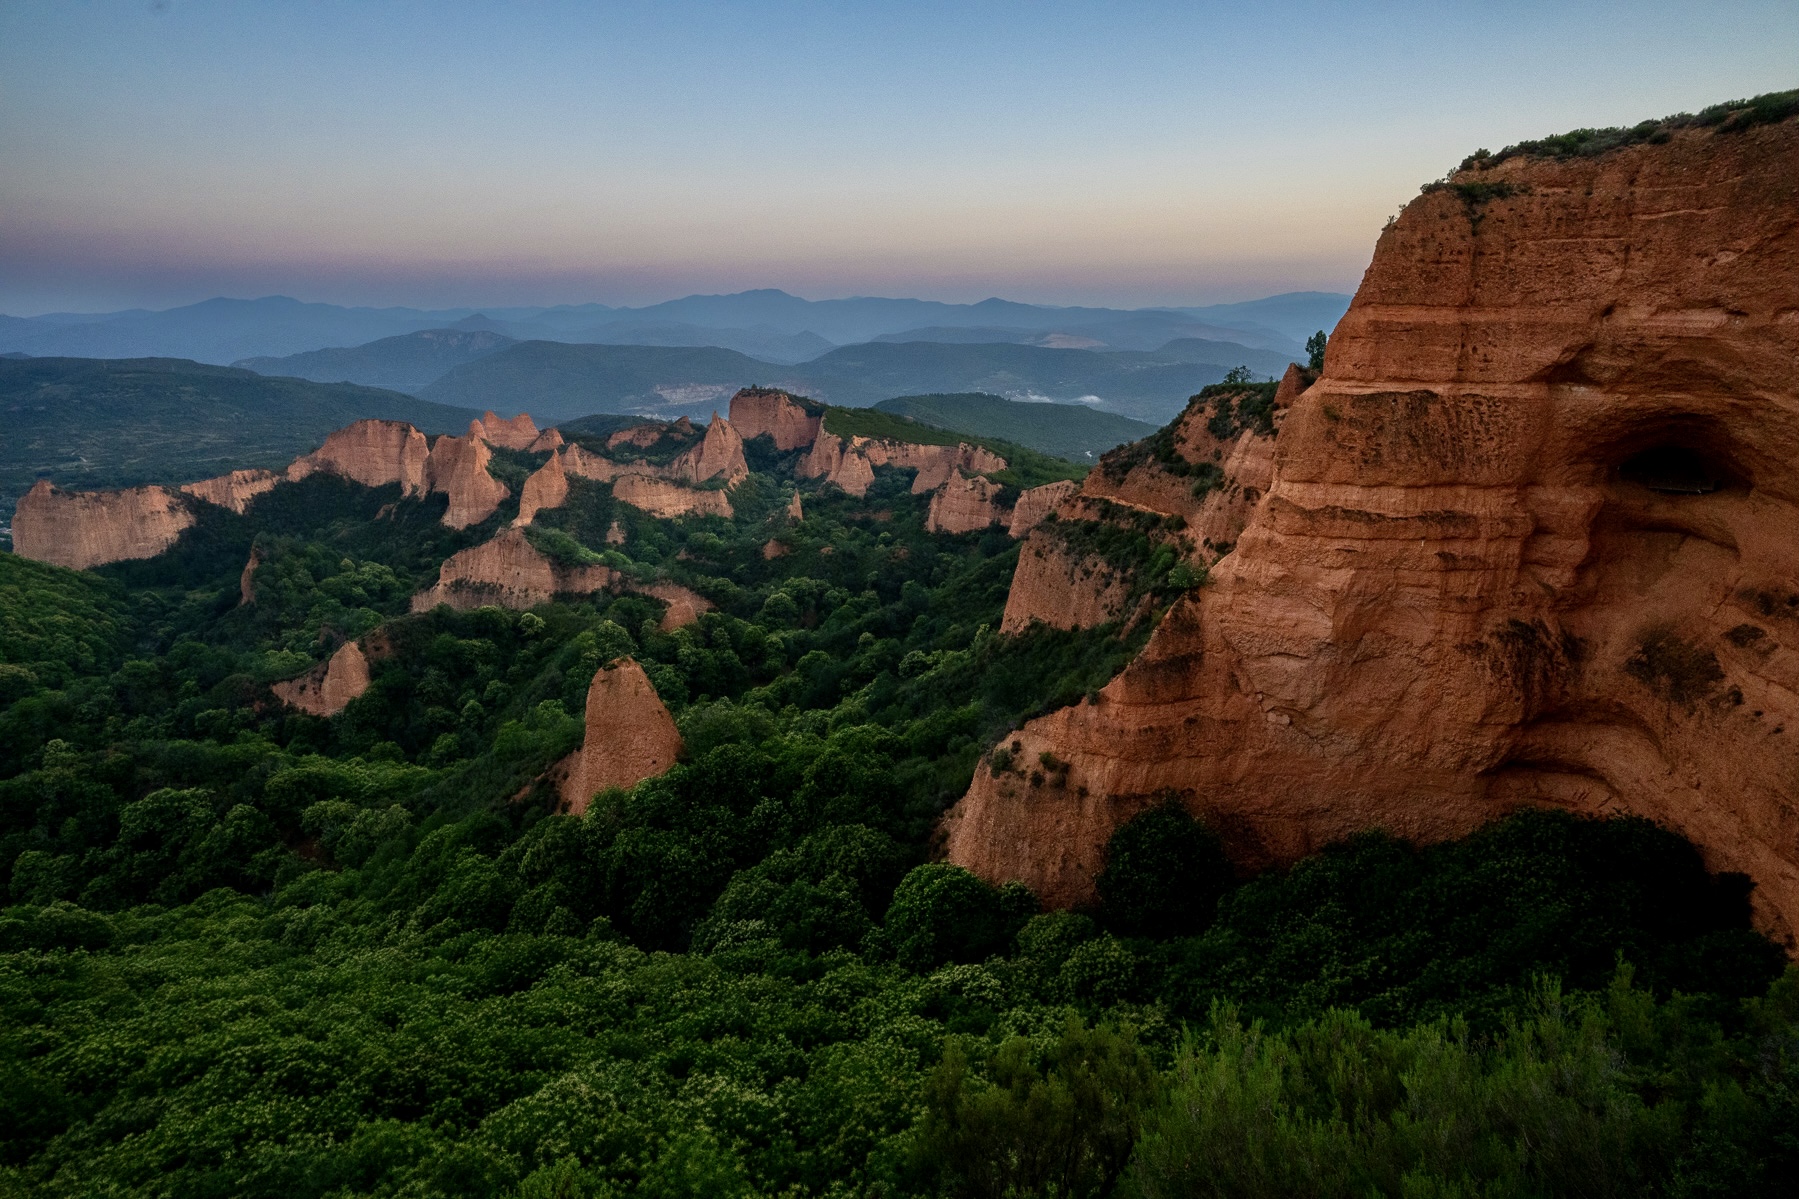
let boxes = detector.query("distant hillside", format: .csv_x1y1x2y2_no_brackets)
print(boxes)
0,357,477,542
872,318,1294,355
236,328,517,392
570,321,834,364
419,337,1295,425
874,393,1156,463
817,406,1083,488
420,342,773,422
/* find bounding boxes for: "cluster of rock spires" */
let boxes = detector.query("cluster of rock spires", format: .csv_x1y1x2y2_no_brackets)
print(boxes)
946,115,1799,947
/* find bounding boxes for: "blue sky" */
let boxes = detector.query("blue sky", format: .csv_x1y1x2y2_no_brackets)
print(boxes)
1,0,1794,314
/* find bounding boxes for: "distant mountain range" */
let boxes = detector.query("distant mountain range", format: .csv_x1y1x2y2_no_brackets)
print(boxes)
0,289,1350,366
408,337,1291,425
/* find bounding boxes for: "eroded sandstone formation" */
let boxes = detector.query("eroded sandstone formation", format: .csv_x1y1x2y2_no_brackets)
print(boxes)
613,474,733,519
669,414,749,485
948,116,1799,945
240,546,261,606
427,433,510,529
797,433,877,497
514,452,569,527
1008,479,1078,538
12,480,196,570
528,428,565,453
411,528,617,611
729,387,823,451
925,471,1007,534
272,640,372,717
288,419,430,495
182,469,280,514
558,658,684,815
475,410,541,450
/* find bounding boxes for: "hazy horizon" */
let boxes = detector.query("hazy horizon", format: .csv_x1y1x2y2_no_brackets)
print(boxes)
3,0,1794,316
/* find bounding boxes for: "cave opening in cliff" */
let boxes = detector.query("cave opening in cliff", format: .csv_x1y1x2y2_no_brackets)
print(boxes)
1617,445,1734,495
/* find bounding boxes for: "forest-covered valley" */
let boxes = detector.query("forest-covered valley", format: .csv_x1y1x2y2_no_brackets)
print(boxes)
2,403,1797,1199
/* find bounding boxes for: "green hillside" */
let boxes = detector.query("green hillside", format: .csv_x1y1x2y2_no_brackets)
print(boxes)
420,341,767,421
235,328,516,393
819,403,1083,489
0,356,478,543
875,392,1157,463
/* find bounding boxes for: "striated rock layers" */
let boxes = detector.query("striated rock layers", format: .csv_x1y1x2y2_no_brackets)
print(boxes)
799,432,1008,499
926,471,1007,534
411,528,616,612
181,469,281,515
729,387,823,451
613,475,733,519
558,658,684,815
12,479,196,570
271,640,371,717
947,117,1799,945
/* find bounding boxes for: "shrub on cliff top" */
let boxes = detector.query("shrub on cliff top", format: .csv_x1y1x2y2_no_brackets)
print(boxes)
1463,87,1799,169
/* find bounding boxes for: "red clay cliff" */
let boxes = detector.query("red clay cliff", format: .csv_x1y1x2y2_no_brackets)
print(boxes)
946,116,1799,945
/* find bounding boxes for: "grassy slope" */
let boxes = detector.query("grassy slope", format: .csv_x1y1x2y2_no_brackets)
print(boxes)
875,392,1156,464
0,356,479,541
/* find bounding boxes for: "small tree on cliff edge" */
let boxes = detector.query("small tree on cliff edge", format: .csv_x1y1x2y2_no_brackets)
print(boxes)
1306,330,1328,371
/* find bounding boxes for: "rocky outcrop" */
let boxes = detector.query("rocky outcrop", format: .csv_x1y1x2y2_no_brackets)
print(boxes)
798,433,876,497
560,444,626,483
637,580,713,630
514,452,568,527
240,547,261,605
558,658,684,815
426,433,509,529
411,528,616,611
787,491,804,521
181,469,280,514
925,471,1007,534
474,410,541,450
609,422,670,450
1008,479,1078,537
866,441,1008,494
728,387,823,451
12,479,196,570
1000,513,1141,635
613,475,733,519
946,116,1799,945
669,414,749,485
271,640,371,717
287,419,429,496
527,427,564,453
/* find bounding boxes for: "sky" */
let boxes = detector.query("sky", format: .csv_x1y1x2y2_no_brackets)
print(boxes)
1,0,1794,315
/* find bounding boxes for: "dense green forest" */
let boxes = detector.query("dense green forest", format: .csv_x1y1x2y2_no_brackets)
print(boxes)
1,416,1795,1197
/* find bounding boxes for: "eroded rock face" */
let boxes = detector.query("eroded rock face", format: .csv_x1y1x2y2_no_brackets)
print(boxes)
729,387,823,451
528,427,565,453
427,433,510,529
13,479,196,570
670,414,749,485
559,658,684,815
866,441,1008,494
271,640,371,717
514,452,569,527
613,474,733,519
947,118,1799,944
288,419,430,495
476,410,541,450
240,546,261,605
411,528,616,611
925,471,1007,534
798,433,876,497
1008,479,1078,537
638,580,713,630
182,469,280,514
